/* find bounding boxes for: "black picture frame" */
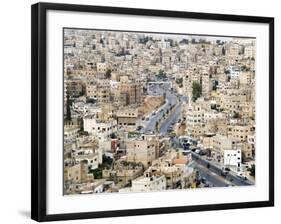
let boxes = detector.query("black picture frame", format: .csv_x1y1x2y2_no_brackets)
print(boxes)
31,2,274,222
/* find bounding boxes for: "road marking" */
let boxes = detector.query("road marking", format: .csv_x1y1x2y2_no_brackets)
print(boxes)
195,162,236,186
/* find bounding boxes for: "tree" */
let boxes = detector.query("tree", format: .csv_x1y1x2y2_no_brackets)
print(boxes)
78,117,83,131
233,111,240,119
176,78,183,86
155,121,159,132
90,168,102,179
110,132,117,139
80,85,86,96
157,69,167,79
248,164,255,177
192,81,202,102
102,155,113,166
222,46,226,55
105,69,112,79
65,94,71,122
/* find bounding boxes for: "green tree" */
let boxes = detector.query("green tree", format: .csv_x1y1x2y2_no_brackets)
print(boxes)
157,69,166,79
233,111,240,119
248,164,255,177
102,155,113,166
192,81,202,102
80,85,86,96
176,78,183,85
155,121,159,132
105,69,112,79
65,94,71,122
78,117,83,131
90,168,102,179
222,46,226,55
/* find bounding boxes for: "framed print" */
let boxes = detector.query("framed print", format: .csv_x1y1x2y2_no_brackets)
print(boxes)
31,2,274,222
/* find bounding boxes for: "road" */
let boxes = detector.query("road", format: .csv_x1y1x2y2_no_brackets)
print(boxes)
192,162,234,187
143,85,181,134
191,151,254,186
159,102,181,135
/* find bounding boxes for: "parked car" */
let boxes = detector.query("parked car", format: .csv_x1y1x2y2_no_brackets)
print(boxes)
199,150,207,156
221,170,228,177
236,172,247,180
200,177,206,184
191,148,197,152
167,127,173,132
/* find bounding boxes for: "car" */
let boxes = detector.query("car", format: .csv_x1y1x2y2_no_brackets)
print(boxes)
167,127,173,132
146,130,154,135
200,177,206,184
168,132,176,137
225,184,235,187
182,143,190,150
199,150,207,156
221,170,228,177
182,150,191,154
236,173,247,180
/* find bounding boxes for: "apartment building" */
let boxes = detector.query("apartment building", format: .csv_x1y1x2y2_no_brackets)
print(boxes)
65,162,92,184
65,78,84,98
212,134,233,154
131,172,166,192
86,79,110,103
116,107,138,130
83,115,117,138
228,124,254,142
125,139,157,168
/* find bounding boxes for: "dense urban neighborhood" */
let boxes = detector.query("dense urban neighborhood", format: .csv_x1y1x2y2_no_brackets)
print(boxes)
63,29,255,195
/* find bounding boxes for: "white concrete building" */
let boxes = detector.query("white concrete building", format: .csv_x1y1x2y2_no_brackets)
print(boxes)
83,116,117,138
131,174,166,192
224,149,242,167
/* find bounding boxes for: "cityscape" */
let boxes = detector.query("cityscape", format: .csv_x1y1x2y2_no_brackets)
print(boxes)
63,28,255,195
